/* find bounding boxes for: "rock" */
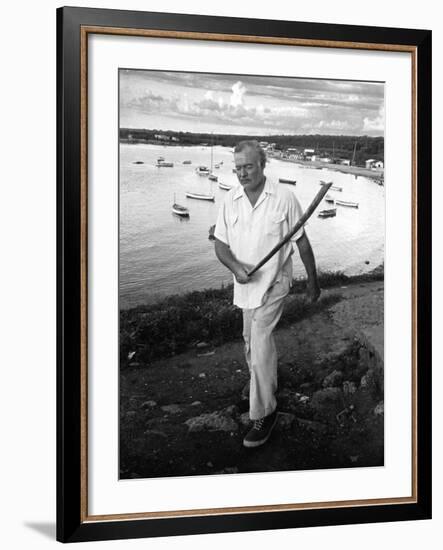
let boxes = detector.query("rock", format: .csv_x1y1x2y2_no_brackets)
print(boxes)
360,369,379,396
299,396,310,403
206,461,214,468
185,411,239,433
161,404,182,414
223,405,239,417
197,351,215,357
322,370,344,388
198,373,206,379
277,389,300,411
141,400,157,409
350,455,359,463
277,412,295,429
343,381,357,395
374,401,384,416
125,410,137,418
239,412,250,426
196,342,209,349
191,401,202,406
310,388,345,422
127,351,136,360
299,382,312,392
128,362,142,368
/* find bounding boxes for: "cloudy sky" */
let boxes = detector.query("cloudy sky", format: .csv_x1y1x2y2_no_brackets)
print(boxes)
119,69,384,136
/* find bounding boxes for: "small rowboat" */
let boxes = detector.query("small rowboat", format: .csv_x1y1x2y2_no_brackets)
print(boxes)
325,194,335,203
196,166,210,175
219,182,232,190
172,203,190,217
186,191,215,201
208,173,218,182
336,199,359,208
157,156,165,162
157,161,174,167
320,180,342,192
279,178,297,185
318,208,337,218
133,161,144,164
182,160,192,164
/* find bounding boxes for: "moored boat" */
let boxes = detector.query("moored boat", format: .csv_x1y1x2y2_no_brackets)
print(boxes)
278,178,296,185
318,208,337,218
172,203,190,217
133,161,144,164
157,161,174,167
320,181,342,192
182,160,192,164
186,191,215,201
208,173,218,182
196,165,210,175
218,182,232,190
325,194,335,203
336,199,359,208
157,156,165,162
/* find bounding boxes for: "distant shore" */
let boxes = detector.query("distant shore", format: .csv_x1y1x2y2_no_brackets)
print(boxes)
275,157,384,180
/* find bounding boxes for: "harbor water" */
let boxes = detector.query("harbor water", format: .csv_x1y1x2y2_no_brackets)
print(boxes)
120,143,384,309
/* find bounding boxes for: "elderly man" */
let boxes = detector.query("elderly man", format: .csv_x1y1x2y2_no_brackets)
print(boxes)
214,140,320,448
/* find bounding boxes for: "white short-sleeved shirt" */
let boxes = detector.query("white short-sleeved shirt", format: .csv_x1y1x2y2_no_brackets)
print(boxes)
214,178,305,309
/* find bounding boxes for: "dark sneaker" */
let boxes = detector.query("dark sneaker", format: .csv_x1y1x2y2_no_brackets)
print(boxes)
243,410,278,448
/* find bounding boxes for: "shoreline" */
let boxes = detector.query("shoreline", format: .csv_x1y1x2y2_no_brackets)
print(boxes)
273,157,384,180
120,266,384,365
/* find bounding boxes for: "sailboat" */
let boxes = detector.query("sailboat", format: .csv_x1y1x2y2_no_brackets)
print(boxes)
171,193,190,216
187,136,216,200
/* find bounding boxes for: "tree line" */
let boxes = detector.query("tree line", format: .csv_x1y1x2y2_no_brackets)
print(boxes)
120,128,384,164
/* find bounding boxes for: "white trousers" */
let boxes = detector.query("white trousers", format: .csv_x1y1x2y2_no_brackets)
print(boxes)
242,275,290,420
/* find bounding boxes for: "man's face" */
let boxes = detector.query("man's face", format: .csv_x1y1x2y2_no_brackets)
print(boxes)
234,147,265,193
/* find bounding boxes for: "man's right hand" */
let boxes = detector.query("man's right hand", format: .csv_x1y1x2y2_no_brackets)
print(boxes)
233,264,251,284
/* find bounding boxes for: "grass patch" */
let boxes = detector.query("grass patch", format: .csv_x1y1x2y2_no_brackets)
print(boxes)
120,268,383,366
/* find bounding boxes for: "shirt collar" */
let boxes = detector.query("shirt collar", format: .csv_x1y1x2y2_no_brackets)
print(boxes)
233,177,276,200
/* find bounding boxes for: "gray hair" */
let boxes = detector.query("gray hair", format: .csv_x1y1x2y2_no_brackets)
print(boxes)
234,140,267,168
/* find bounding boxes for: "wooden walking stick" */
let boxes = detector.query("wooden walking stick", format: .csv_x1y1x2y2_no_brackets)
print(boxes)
247,181,333,277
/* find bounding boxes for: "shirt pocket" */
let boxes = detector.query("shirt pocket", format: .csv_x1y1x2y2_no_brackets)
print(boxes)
265,212,286,237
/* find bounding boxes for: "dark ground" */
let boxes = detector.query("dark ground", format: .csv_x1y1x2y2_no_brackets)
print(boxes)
120,281,384,479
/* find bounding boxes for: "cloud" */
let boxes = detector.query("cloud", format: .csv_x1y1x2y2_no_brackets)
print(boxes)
120,69,385,135
230,81,246,107
363,105,385,133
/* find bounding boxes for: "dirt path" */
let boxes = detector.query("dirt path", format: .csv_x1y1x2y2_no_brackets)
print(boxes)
120,281,384,479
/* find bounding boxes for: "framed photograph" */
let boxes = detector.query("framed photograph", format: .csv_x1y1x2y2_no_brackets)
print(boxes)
57,6,432,543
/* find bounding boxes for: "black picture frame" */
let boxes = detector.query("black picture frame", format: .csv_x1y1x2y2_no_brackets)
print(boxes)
57,6,432,543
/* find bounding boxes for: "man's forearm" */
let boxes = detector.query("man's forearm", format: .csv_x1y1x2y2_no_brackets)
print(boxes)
214,238,241,273
296,232,318,282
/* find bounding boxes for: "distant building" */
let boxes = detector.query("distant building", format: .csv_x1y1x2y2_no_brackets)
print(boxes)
374,160,384,169
319,157,332,163
339,159,351,166
303,148,315,160
365,159,376,169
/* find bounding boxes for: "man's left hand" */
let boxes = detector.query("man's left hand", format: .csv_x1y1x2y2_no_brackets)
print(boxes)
306,279,321,303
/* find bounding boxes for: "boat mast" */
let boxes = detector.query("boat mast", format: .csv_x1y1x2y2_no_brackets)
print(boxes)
351,140,357,166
